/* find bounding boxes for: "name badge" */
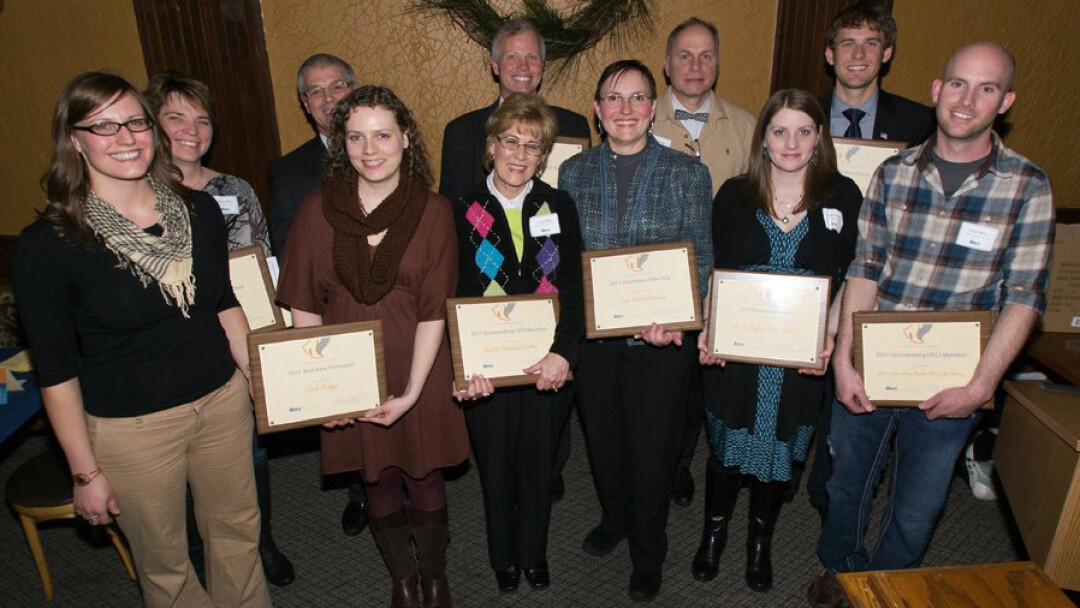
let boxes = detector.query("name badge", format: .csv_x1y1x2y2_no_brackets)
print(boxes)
653,134,673,148
956,221,998,252
822,208,843,233
529,213,561,237
214,195,240,215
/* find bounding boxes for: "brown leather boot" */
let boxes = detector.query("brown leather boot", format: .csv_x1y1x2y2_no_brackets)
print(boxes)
370,509,419,608
409,505,452,608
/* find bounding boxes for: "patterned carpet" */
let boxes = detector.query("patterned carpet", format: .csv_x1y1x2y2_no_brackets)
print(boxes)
0,412,1029,608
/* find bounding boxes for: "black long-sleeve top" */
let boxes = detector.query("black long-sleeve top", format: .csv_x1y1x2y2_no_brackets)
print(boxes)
451,178,585,367
14,192,240,418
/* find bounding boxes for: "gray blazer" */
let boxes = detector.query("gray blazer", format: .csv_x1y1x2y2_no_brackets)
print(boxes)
559,136,713,298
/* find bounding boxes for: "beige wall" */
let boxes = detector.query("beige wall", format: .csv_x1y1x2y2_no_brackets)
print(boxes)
888,0,1080,208
262,0,778,185
0,0,147,233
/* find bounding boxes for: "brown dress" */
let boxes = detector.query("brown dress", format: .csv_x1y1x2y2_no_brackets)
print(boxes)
277,189,468,482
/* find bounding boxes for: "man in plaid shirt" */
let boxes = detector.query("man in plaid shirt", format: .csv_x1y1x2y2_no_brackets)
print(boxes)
809,42,1054,606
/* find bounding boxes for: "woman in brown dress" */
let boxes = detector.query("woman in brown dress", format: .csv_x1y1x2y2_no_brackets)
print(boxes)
276,85,467,608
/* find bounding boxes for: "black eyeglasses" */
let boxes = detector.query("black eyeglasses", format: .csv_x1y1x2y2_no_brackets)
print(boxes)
71,118,155,136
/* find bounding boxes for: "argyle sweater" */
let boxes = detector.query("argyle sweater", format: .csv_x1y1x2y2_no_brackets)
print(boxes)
451,178,585,366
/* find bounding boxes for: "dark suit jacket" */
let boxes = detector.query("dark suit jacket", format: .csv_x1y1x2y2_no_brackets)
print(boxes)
438,100,591,202
268,136,325,257
820,89,936,146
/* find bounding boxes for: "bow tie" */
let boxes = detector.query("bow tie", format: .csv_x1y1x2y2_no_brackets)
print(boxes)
674,109,709,123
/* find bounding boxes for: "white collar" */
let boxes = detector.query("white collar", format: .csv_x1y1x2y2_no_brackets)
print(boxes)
486,173,533,210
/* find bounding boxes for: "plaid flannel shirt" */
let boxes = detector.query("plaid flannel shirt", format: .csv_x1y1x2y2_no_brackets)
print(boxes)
847,133,1054,314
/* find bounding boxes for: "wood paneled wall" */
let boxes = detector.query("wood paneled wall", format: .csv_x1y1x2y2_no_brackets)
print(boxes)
133,0,280,209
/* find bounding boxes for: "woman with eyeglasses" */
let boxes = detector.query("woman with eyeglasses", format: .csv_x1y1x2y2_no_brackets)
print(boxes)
449,93,584,594
693,89,860,592
558,60,713,603
143,71,293,587
14,71,271,607
276,86,467,608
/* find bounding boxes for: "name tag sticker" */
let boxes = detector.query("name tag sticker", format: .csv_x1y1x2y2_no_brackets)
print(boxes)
529,213,561,237
956,221,998,252
823,208,843,233
653,134,673,148
214,195,240,215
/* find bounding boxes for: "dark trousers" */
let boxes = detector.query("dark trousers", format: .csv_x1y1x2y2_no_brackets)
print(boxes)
677,366,705,470
465,386,573,570
577,339,696,576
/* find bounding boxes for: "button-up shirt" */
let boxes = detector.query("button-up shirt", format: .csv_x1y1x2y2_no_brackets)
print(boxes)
830,92,877,139
848,133,1054,314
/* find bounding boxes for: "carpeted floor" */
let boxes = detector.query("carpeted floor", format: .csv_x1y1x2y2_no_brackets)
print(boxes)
0,411,1028,608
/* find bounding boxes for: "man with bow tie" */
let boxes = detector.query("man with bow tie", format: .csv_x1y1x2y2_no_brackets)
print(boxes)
651,17,757,512
652,17,756,198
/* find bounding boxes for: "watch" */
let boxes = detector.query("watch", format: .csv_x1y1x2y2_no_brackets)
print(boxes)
73,467,102,486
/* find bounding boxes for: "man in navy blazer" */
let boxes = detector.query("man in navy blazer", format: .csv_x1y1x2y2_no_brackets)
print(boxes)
438,19,590,202
268,53,355,258
819,3,935,146
801,3,935,517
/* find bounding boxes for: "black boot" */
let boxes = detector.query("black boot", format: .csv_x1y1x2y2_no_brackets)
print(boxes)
692,460,742,581
255,458,295,587
745,479,785,592
410,505,452,608
371,509,419,608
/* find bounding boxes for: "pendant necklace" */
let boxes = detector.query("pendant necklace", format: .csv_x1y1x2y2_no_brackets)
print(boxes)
773,193,803,224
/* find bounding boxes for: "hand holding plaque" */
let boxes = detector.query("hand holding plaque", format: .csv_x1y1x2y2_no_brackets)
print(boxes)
853,310,994,408
582,242,702,339
705,270,832,370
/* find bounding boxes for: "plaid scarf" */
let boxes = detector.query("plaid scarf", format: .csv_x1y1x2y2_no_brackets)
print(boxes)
84,179,196,318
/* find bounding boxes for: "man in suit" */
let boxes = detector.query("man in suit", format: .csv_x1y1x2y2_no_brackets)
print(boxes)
801,2,936,517
439,19,590,501
651,18,756,514
268,53,355,258
820,3,935,145
439,18,591,202
267,54,369,537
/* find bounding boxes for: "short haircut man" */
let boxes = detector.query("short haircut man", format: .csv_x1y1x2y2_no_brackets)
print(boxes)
809,42,1053,604
438,19,590,202
653,17,756,196
820,2,935,144
267,53,356,257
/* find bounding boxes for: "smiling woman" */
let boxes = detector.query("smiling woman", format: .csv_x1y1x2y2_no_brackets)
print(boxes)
275,85,468,607
13,71,271,607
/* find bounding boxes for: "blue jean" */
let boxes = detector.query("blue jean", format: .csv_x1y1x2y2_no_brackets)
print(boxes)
817,399,978,572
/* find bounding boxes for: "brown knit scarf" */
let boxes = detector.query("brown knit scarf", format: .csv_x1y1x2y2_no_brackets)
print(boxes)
322,169,428,304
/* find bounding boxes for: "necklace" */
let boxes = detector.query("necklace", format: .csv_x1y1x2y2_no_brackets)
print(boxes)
772,193,804,224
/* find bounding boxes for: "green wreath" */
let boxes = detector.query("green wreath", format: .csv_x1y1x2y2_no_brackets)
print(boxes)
414,0,654,73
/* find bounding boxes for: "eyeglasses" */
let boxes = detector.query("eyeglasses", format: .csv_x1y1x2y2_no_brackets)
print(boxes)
496,135,545,156
599,93,653,108
71,118,155,136
304,81,351,101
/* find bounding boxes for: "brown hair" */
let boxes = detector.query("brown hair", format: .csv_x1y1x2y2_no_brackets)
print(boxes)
744,89,840,216
324,85,433,187
825,2,897,50
145,71,215,122
483,93,558,172
593,59,657,101
41,71,187,245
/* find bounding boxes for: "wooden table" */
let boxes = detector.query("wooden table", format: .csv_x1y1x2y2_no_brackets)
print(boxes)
995,381,1080,590
837,561,1072,607
1026,332,1080,386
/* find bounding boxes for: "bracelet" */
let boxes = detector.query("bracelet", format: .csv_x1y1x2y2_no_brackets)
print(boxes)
73,467,102,487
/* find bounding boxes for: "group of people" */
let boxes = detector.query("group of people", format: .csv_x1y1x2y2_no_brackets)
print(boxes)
12,2,1053,607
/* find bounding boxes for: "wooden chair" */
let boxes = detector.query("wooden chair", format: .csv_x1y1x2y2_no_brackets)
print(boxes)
6,449,137,601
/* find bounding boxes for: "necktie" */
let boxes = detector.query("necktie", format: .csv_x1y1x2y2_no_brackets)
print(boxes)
674,109,709,123
842,108,866,138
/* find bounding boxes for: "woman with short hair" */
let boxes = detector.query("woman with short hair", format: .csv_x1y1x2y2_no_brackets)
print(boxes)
450,93,584,594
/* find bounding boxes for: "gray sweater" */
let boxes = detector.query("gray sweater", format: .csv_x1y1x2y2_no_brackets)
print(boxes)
559,136,714,298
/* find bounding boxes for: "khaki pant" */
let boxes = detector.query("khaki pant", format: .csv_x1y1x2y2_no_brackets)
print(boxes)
88,371,272,608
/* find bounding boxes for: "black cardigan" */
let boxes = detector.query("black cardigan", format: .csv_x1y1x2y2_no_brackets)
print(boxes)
451,178,585,366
